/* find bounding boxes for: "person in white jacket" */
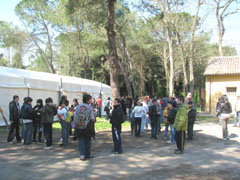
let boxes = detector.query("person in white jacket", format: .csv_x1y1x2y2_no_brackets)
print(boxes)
57,99,69,146
132,102,145,137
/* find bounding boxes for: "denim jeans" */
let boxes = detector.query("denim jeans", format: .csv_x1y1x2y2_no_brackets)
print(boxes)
112,126,122,152
164,123,169,139
145,115,150,130
234,112,240,126
156,118,161,133
23,122,33,145
170,124,175,143
218,114,221,124
60,121,69,145
98,107,101,117
78,136,91,157
141,114,146,132
151,122,157,138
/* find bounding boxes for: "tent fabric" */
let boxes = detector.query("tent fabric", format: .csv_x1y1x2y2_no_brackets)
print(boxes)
0,66,111,126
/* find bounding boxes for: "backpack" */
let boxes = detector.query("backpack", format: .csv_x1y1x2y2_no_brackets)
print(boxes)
66,108,73,123
74,104,91,129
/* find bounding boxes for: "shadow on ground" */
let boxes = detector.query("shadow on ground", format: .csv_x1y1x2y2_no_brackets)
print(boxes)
0,121,240,180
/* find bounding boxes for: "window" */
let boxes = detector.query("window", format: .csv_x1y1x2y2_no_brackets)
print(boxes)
226,87,237,93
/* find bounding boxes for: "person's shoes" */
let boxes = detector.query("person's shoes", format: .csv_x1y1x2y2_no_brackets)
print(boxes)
32,140,36,143
73,136,77,141
163,137,167,140
86,155,94,159
115,150,123,154
175,150,184,154
223,138,227,141
150,137,154,139
8,141,13,145
80,155,86,161
44,146,53,150
59,138,63,142
111,149,117,153
168,140,174,144
154,136,158,139
59,143,66,146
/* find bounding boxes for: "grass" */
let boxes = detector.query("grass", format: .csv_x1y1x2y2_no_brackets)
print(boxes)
52,117,131,132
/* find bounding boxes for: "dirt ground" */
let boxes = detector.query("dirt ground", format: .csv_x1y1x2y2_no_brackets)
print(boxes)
1,119,240,180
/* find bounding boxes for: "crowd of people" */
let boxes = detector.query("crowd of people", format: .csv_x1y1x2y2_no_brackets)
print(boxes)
3,92,237,161
107,93,197,154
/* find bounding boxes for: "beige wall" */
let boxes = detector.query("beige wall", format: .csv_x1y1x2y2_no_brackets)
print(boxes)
205,75,240,114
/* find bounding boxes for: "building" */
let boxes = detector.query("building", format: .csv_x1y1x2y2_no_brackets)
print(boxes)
204,56,240,114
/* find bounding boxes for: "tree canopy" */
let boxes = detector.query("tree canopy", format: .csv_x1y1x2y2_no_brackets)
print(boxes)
0,0,237,99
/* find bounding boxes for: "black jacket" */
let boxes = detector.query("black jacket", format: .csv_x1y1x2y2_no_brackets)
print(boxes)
149,105,158,124
33,105,43,121
110,105,123,128
9,101,21,121
168,108,177,124
21,103,35,120
188,108,196,123
40,104,57,124
220,103,232,114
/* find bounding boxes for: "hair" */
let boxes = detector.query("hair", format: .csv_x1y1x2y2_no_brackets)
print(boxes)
62,99,69,106
188,101,193,105
177,95,185,103
107,97,111,100
36,99,43,105
24,97,33,103
152,98,157,103
45,97,53,104
13,95,19,100
83,94,92,103
115,98,121,103
221,95,229,104
73,98,79,105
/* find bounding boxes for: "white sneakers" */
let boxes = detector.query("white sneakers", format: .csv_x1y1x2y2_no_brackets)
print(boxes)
8,142,14,144
44,146,53,150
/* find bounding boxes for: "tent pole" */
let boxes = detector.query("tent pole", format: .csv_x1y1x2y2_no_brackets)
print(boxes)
59,78,62,105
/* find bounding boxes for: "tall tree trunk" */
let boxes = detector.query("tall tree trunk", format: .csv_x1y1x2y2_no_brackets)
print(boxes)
118,60,133,97
163,45,169,95
176,31,189,94
216,0,225,56
116,25,133,97
126,49,137,97
106,0,120,99
189,0,201,94
166,26,174,97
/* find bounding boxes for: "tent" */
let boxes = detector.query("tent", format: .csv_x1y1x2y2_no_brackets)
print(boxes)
0,66,112,126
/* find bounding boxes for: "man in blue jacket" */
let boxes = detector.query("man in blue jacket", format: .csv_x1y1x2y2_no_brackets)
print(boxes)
21,97,35,145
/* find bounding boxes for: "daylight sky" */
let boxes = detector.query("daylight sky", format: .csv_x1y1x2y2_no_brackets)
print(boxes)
0,0,240,55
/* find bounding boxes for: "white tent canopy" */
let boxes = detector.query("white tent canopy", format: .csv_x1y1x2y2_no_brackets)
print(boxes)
0,66,112,126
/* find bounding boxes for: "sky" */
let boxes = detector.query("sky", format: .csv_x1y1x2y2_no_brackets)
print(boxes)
0,0,240,56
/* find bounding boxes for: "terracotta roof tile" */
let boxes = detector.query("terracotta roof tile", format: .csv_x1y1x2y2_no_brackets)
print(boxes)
204,56,240,75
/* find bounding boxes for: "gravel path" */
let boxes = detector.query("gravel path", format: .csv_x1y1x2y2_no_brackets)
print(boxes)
0,121,240,180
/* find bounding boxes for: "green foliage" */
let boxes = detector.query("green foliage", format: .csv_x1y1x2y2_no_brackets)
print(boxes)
0,0,237,99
